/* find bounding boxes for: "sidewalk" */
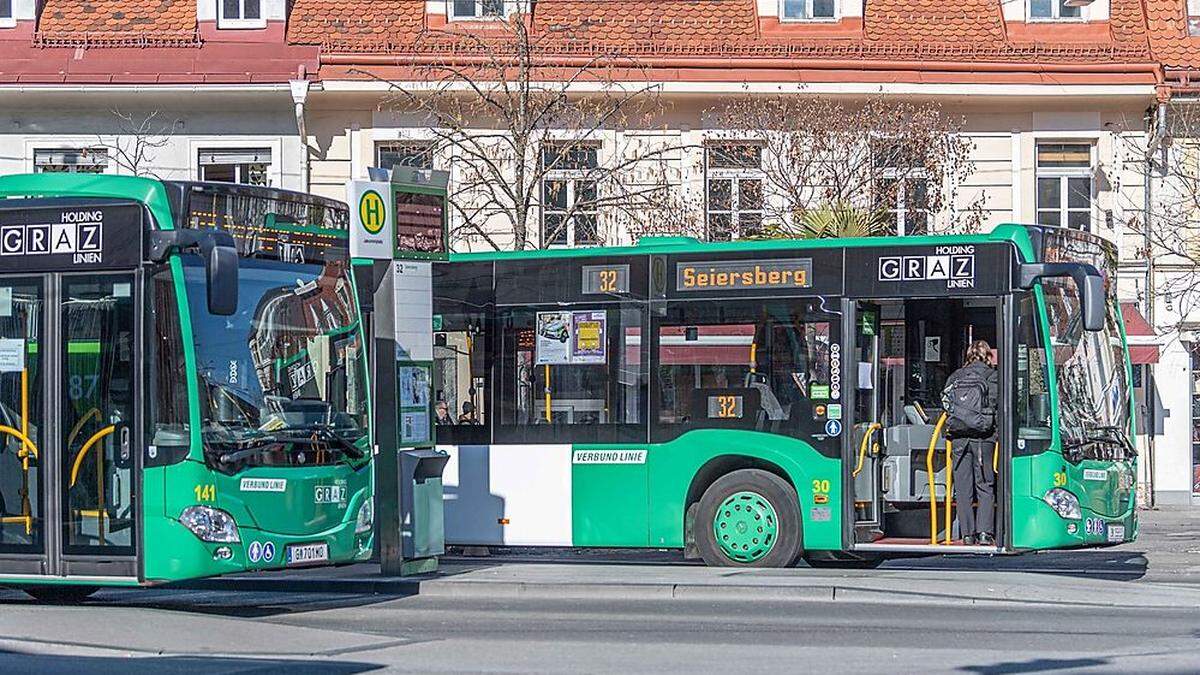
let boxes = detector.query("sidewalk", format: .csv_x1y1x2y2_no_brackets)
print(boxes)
179,559,1200,609
177,506,1200,609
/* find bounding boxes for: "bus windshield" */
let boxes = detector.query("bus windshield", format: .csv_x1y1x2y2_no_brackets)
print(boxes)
1043,278,1131,459
182,256,369,468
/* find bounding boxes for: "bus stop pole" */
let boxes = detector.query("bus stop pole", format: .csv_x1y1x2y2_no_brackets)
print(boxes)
369,259,404,576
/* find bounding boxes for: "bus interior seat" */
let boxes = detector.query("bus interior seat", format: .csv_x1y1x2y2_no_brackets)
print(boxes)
744,372,788,424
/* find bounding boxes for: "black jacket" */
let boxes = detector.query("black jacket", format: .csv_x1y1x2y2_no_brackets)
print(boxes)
943,361,999,440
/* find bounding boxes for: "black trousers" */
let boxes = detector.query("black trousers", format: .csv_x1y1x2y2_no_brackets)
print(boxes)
951,437,995,537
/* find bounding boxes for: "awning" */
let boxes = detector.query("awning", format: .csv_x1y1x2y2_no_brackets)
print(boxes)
1120,302,1159,365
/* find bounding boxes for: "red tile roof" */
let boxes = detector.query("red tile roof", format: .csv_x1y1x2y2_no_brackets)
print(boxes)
534,0,760,44
864,0,1008,46
36,0,198,47
301,0,1153,68
1146,0,1200,69
287,0,426,50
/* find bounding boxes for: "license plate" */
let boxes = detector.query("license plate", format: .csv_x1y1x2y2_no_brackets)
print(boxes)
286,542,329,565
1106,525,1126,543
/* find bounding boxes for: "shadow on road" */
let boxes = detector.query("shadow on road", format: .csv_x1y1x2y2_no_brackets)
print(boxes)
0,587,410,619
0,650,381,674
960,657,1109,674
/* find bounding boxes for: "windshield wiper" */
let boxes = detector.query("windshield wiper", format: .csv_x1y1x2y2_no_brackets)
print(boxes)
211,428,366,464
1062,425,1135,460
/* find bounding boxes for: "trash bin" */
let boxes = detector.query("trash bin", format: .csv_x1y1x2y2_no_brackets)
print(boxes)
399,448,449,567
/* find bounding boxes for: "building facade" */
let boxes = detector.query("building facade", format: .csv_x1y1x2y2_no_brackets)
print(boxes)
0,0,1197,504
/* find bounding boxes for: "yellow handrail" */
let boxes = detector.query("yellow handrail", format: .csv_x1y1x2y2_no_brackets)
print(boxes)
993,441,999,474
926,413,949,545
853,423,882,478
66,408,101,460
0,426,38,460
69,425,115,488
543,364,552,422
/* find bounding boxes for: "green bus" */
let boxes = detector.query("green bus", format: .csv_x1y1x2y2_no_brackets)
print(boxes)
432,224,1136,567
0,174,373,599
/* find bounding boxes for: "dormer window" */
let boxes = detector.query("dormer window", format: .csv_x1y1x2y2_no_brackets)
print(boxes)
1029,0,1082,21
780,0,837,21
450,0,509,21
1189,0,1200,37
219,0,265,29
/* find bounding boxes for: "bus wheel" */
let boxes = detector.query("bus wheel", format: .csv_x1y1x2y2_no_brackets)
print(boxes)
803,552,885,569
695,469,802,568
23,585,98,603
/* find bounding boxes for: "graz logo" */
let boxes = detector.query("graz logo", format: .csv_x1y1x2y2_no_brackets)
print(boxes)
878,246,976,289
1,212,103,264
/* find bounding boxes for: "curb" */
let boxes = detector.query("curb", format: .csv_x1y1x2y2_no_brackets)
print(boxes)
176,576,1200,610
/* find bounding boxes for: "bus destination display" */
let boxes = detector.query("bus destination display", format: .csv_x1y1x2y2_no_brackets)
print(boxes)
394,191,446,256
677,258,812,292
581,264,630,295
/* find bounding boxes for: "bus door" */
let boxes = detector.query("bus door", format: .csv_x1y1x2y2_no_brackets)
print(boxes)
0,271,140,580
848,302,883,538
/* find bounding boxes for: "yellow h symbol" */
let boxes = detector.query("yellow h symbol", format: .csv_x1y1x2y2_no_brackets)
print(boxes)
359,190,386,234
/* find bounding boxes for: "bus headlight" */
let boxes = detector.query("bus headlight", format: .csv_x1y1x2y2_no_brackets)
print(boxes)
355,498,374,534
180,505,241,543
1044,488,1082,520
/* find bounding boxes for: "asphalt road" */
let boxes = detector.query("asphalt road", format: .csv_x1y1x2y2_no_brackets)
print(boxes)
0,507,1197,673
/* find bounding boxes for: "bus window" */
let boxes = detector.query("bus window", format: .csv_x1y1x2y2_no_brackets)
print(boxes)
652,298,840,448
1016,291,1051,439
434,318,487,429
497,305,645,443
149,269,191,456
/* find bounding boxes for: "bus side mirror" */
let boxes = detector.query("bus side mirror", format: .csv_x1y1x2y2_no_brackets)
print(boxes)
1017,262,1105,332
205,241,239,316
148,229,240,316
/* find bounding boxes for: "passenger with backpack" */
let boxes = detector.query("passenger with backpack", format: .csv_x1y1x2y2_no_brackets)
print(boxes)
941,340,1000,546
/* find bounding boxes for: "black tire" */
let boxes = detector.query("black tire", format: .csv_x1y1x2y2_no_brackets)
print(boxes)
23,585,98,603
694,469,803,568
803,552,885,569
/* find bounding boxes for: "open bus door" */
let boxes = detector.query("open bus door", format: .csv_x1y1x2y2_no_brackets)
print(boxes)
841,293,1010,552
0,201,146,594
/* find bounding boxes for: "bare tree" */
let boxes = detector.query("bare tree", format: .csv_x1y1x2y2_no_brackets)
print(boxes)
93,110,181,178
708,95,986,239
356,8,692,250
1112,102,1200,333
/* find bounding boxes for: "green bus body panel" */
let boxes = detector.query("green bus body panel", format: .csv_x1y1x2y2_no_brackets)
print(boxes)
571,445,651,547
146,459,373,583
572,431,842,551
451,224,1034,261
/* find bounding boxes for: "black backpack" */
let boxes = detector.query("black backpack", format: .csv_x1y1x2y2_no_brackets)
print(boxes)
942,369,993,436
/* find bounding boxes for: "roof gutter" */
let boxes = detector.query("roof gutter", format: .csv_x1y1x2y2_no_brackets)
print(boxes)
320,53,1163,81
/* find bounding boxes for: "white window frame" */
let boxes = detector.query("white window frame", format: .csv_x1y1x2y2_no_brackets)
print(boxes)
218,0,266,29
540,142,601,249
0,0,15,29
1189,0,1200,37
1027,0,1085,22
32,147,110,175
448,0,512,21
198,148,274,186
375,141,437,171
704,142,765,242
1035,142,1095,232
876,169,929,237
778,0,838,22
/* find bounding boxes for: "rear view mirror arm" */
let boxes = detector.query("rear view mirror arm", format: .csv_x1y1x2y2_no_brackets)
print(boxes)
1017,262,1106,332
147,229,240,316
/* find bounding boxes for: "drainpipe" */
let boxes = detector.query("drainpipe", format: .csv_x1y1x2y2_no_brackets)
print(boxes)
290,78,311,191
1143,100,1168,508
